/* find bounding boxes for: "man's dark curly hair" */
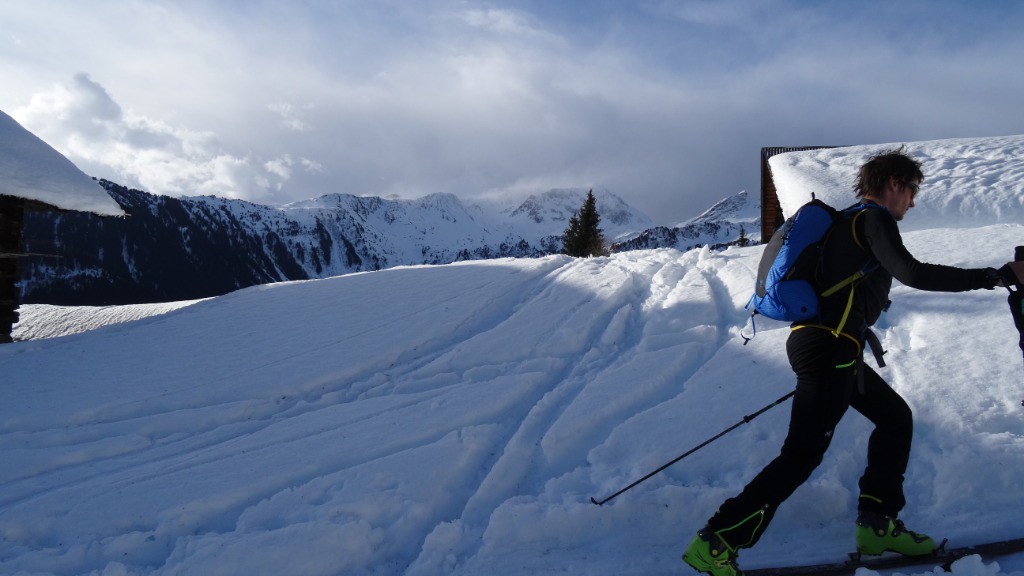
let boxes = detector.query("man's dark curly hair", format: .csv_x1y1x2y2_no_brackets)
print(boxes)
854,146,924,198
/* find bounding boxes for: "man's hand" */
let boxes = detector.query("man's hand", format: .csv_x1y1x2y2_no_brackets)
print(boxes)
997,261,1024,288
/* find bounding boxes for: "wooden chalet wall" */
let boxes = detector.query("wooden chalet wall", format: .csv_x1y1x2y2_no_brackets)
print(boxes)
0,195,65,343
0,195,26,343
760,146,839,240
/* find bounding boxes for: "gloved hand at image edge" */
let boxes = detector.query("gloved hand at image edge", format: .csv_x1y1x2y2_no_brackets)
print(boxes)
997,261,1024,289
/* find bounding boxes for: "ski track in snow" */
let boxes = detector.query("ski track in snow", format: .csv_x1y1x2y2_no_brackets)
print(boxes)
4,226,1024,576
408,250,733,573
0,248,747,576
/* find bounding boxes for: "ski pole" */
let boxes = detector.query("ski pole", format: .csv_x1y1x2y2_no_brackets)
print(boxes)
1013,246,1024,406
590,390,795,506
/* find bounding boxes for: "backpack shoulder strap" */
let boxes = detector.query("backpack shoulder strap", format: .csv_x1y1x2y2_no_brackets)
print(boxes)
839,200,872,248
851,209,869,251
817,203,884,337
844,201,886,251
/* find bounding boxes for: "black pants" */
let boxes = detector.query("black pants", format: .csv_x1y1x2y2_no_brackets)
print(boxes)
705,328,913,550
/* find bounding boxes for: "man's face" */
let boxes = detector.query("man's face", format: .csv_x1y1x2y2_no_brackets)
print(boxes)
879,178,917,221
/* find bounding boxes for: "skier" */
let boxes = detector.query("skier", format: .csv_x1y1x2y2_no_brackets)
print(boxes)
682,148,1015,576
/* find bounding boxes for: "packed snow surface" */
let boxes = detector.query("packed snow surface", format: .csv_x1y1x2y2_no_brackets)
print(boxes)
11,301,205,341
4,135,1024,576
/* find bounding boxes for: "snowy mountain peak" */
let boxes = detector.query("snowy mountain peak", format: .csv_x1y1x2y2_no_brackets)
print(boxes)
508,189,579,223
682,190,758,227
613,189,760,253
504,187,654,241
19,182,669,304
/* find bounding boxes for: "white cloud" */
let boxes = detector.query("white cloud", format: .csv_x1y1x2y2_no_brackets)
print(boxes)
3,1,1024,222
300,158,324,174
264,155,293,180
268,103,311,132
460,7,553,40
13,74,295,202
654,0,763,27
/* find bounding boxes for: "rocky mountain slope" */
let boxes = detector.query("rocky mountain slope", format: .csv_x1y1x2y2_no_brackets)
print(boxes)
19,181,757,305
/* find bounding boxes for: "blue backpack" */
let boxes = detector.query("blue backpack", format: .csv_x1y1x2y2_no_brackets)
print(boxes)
744,198,879,341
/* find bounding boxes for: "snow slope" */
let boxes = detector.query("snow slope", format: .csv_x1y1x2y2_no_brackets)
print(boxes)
3,136,1024,576
0,109,123,216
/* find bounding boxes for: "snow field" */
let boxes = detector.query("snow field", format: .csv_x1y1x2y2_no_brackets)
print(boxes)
4,222,1024,575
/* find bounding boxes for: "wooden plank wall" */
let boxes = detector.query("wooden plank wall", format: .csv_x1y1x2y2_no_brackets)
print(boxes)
0,195,25,343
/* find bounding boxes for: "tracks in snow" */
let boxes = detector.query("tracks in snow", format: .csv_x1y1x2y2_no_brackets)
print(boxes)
0,250,755,575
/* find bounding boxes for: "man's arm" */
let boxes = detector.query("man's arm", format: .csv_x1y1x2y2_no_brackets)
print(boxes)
862,209,995,292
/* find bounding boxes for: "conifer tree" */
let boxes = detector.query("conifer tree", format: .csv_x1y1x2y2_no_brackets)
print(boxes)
562,189,608,257
737,224,749,247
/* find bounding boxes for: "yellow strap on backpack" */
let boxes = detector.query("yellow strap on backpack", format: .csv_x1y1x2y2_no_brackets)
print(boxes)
791,324,862,368
814,207,873,338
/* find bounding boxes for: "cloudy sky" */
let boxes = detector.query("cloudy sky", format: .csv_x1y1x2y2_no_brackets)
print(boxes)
3,0,1024,225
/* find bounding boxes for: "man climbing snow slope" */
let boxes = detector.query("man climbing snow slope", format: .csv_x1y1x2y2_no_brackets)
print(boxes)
683,148,1023,576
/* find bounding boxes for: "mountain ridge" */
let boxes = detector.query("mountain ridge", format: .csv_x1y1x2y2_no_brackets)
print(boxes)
20,182,758,305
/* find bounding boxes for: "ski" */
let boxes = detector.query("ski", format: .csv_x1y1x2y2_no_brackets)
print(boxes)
744,537,1024,576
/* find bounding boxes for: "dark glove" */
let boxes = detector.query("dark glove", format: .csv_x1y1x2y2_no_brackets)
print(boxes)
983,267,1002,289
999,263,1023,289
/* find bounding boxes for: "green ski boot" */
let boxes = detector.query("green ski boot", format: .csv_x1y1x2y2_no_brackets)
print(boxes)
856,511,936,556
683,529,743,576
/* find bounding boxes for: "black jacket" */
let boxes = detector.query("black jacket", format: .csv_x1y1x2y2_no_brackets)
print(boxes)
813,201,992,335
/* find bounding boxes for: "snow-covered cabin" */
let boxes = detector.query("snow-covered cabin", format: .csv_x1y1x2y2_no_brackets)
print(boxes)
0,109,125,342
759,146,841,239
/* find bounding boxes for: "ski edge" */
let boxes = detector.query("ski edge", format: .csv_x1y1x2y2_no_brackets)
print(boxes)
743,537,1024,576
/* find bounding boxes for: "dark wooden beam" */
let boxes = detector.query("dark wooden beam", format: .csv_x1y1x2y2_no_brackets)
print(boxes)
0,195,26,343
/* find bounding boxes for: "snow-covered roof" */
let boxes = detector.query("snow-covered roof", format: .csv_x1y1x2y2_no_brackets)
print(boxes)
769,135,1024,231
0,109,124,216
